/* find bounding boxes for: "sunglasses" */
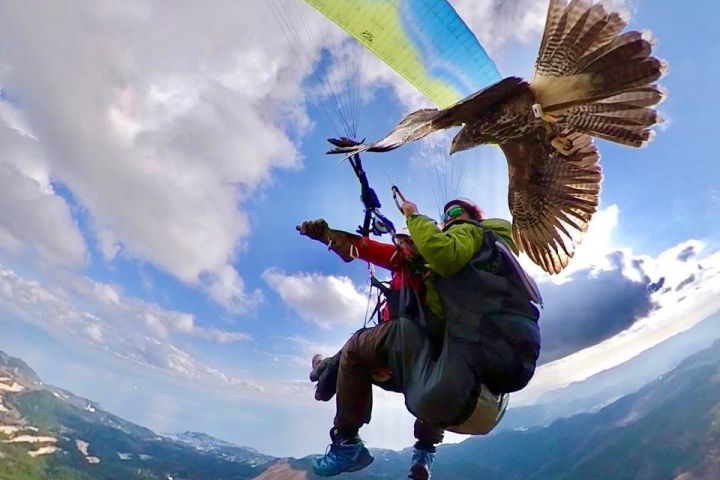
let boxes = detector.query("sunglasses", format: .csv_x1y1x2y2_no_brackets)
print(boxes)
441,206,464,223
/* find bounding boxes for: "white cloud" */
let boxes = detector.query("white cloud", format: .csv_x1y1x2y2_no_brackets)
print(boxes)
203,265,263,315
450,0,635,58
141,341,265,393
0,1,315,312
0,114,87,267
450,0,548,55
64,274,254,344
0,262,258,391
84,324,104,344
262,268,368,329
511,208,720,404
281,379,316,397
94,226,123,262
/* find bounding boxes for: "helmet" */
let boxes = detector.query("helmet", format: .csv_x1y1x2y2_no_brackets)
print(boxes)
396,227,411,238
443,197,478,212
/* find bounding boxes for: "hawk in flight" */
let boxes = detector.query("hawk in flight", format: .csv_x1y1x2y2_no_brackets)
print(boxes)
329,0,668,275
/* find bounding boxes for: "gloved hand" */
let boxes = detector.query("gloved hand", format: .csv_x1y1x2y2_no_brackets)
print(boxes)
297,219,331,242
296,220,360,263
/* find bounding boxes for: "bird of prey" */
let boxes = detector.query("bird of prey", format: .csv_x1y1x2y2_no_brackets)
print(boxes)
328,0,668,275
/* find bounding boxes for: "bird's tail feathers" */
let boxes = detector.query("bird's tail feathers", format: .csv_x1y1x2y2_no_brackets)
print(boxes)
530,0,668,148
553,85,666,148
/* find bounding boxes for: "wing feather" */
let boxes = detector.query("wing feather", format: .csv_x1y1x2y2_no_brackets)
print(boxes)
502,127,603,274
325,77,527,156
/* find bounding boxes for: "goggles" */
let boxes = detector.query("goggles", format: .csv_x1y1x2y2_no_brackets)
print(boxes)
441,206,464,223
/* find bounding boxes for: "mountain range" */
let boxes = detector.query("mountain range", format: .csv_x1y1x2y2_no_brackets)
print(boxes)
253,339,720,480
495,310,720,434
1,311,719,479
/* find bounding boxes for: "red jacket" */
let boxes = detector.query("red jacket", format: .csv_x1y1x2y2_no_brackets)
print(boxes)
353,237,425,322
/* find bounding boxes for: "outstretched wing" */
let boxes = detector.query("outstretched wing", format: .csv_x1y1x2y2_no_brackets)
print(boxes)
502,128,603,274
327,108,445,156
327,77,526,155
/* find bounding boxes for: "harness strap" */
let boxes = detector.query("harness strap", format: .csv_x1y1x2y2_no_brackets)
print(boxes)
446,220,544,307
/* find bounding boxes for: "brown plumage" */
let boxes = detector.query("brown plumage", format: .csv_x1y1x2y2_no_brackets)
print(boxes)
503,129,601,274
329,0,668,274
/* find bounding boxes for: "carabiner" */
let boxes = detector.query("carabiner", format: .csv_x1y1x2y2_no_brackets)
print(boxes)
392,185,406,212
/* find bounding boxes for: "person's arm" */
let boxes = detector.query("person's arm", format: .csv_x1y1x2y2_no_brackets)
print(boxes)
406,215,484,276
353,237,405,272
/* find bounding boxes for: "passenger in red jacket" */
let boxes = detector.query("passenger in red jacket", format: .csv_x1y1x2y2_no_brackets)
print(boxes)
298,221,427,399
351,228,426,323
300,219,445,476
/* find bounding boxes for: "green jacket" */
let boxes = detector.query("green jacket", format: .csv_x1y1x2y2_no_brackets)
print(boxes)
406,214,518,320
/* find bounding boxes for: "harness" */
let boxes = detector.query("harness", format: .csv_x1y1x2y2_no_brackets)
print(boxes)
446,219,544,308
384,219,543,433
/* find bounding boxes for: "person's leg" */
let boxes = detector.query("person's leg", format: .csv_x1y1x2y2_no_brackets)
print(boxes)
409,418,443,480
312,322,393,477
413,418,444,453
333,321,393,437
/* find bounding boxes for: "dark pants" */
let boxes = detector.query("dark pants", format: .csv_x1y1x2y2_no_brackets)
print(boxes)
414,419,444,452
333,322,444,449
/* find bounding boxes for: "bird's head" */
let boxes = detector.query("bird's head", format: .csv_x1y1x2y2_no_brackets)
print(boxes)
450,128,494,155
449,132,473,156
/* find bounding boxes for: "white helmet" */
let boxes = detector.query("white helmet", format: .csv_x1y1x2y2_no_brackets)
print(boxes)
443,197,478,212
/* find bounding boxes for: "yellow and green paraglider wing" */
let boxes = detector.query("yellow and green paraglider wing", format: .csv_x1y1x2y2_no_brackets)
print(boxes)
303,0,501,109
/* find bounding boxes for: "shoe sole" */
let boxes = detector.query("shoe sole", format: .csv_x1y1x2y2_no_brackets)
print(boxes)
310,354,323,381
409,463,430,480
312,453,374,477
312,354,323,369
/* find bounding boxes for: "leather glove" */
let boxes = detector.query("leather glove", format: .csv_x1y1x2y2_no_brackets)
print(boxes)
297,220,361,263
297,219,330,242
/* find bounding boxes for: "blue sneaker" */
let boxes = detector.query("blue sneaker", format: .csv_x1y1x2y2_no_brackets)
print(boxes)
409,447,435,480
312,437,374,477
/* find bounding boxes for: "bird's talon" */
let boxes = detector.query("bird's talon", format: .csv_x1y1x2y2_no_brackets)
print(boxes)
551,136,576,155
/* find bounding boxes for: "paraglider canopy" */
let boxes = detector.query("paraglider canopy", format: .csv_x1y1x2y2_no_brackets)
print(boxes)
267,0,503,213
300,0,501,110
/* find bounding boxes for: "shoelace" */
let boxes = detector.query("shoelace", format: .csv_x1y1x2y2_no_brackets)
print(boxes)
323,443,334,459
322,441,348,463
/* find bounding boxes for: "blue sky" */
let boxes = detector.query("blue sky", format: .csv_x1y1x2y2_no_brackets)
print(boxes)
0,0,719,458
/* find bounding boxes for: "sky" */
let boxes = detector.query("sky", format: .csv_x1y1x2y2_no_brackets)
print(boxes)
0,0,719,459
